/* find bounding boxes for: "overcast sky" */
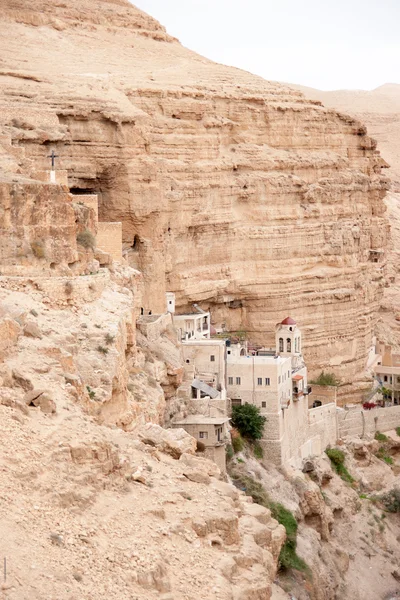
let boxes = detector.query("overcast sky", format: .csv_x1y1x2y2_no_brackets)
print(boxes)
133,0,400,91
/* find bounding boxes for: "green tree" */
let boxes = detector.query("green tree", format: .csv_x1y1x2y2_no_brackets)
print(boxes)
231,403,266,440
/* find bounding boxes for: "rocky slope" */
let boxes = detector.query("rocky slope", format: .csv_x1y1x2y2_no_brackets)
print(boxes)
288,83,400,352
0,0,391,399
231,437,400,600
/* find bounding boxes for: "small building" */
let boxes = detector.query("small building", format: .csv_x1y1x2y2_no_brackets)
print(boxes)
166,292,176,314
374,342,400,403
182,338,226,396
173,311,211,342
172,415,230,472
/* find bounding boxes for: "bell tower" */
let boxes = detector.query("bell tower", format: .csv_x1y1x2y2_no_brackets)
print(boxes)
275,317,302,356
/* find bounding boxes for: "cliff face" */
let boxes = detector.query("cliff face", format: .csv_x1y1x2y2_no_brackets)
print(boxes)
0,0,390,397
288,83,400,354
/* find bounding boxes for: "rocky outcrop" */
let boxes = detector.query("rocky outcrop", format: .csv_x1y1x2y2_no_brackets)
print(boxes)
0,0,390,400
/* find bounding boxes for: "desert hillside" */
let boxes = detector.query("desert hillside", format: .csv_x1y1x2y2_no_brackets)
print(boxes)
0,0,391,398
0,2,400,600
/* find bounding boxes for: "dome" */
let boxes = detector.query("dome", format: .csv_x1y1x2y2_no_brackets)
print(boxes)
281,316,296,325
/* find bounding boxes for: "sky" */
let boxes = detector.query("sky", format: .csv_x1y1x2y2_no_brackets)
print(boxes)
132,0,400,91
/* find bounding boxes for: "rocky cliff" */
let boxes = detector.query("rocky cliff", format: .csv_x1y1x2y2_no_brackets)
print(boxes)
0,0,390,398
288,83,400,354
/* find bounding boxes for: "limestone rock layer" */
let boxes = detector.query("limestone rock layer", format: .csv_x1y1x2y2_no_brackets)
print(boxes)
0,0,390,397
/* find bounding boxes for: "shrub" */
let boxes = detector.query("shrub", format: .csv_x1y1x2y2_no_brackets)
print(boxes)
76,229,95,250
253,442,263,459
231,403,266,440
380,488,400,513
86,385,96,400
396,427,400,437
105,333,115,345
375,431,388,442
326,448,354,484
363,402,377,410
230,472,309,574
310,371,340,386
96,345,108,355
31,240,46,259
375,446,394,465
232,433,244,453
226,444,234,460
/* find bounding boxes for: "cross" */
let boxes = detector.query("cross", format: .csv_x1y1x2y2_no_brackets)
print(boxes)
48,149,59,171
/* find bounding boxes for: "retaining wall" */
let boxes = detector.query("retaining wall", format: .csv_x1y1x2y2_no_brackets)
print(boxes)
337,404,400,438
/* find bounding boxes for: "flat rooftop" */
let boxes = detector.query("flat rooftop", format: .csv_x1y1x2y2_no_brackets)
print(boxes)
173,415,230,426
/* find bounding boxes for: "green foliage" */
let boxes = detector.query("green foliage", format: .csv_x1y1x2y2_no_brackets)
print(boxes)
96,345,109,355
31,240,46,259
381,387,392,400
325,448,355,484
76,229,95,250
253,442,263,459
375,446,394,465
380,488,400,513
231,403,267,440
105,333,115,345
232,433,244,453
310,371,340,386
230,472,309,575
86,385,96,400
226,444,234,461
374,431,388,442
396,427,400,437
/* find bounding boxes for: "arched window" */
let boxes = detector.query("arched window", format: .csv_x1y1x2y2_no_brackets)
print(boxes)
298,338,301,352
279,338,284,352
286,338,291,353
294,337,298,352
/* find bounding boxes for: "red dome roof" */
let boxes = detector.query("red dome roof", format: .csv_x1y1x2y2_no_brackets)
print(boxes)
281,316,296,325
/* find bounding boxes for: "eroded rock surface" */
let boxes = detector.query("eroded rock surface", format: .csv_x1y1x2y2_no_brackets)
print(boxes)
0,0,390,400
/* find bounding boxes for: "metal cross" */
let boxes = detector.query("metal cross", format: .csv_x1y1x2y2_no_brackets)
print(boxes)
48,149,59,171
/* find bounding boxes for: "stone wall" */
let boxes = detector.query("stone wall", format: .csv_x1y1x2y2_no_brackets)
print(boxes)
97,222,122,262
136,312,172,343
308,403,338,451
337,405,400,438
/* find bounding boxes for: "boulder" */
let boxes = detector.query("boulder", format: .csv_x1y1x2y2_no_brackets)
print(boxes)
12,369,33,391
24,389,56,414
23,320,42,339
179,452,221,478
183,470,210,485
139,424,196,459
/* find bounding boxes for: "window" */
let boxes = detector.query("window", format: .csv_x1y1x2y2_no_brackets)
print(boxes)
262,401,266,408
186,359,190,364
231,398,242,407
287,338,291,352
278,376,281,384
210,355,215,362
384,375,388,382
279,338,284,352
228,377,233,385
199,431,208,439
236,377,241,385
257,377,262,386
288,370,290,378
265,378,270,385
227,350,231,355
